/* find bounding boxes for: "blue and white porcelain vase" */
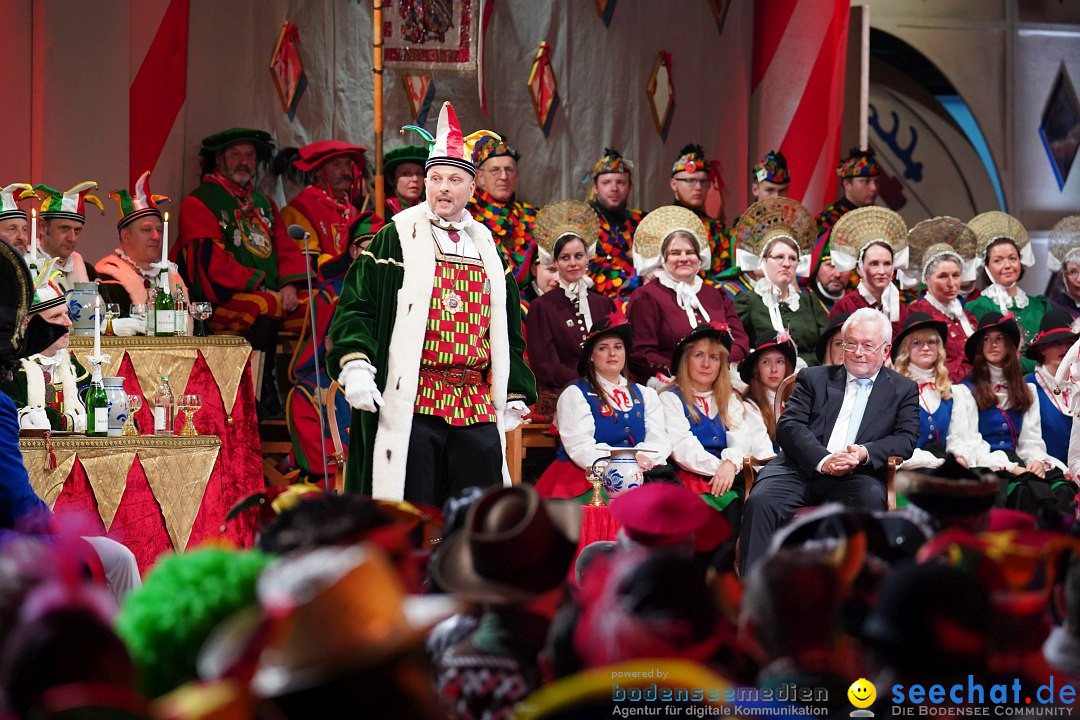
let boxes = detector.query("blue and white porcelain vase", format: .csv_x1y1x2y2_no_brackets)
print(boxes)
595,447,643,499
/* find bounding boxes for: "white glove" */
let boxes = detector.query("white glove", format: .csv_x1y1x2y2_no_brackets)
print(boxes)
646,374,673,392
339,359,384,412
502,400,530,432
19,407,50,430
67,411,86,434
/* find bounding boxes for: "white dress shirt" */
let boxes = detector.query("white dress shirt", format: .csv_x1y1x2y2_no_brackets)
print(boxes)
553,376,671,469
824,370,882,455
661,391,774,475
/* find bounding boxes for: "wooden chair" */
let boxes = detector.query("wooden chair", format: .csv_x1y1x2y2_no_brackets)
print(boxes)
505,422,558,486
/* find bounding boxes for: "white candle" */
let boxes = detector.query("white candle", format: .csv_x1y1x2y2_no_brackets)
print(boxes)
161,211,169,267
93,297,101,357
29,209,37,264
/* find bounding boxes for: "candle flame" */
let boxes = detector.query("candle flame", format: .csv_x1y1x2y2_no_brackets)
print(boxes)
164,211,169,222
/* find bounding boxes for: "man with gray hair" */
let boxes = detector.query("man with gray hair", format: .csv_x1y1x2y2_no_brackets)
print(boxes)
739,307,919,571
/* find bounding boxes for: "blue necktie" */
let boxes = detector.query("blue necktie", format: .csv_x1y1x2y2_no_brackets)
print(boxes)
844,378,874,447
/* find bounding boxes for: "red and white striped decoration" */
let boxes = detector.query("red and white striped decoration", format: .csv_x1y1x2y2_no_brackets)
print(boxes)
751,0,850,215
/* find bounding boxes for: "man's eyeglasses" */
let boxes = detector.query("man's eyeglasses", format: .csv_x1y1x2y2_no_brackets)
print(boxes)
674,178,710,188
482,167,517,177
842,340,887,355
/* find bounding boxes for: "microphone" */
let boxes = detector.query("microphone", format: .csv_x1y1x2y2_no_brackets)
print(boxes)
287,224,310,241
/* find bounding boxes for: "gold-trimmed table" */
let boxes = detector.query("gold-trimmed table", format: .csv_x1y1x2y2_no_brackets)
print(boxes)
64,336,262,568
20,435,226,571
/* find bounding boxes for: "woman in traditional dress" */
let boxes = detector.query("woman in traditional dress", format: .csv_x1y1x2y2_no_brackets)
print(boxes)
962,312,1072,510
1022,308,1078,465
625,206,747,386
525,200,615,411
827,206,910,338
906,217,980,384
892,312,1017,473
732,197,827,367
964,211,1050,373
660,323,773,534
534,314,670,503
738,330,798,453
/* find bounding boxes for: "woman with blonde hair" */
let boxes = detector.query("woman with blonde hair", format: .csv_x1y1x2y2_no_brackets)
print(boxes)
892,312,1015,472
661,324,772,538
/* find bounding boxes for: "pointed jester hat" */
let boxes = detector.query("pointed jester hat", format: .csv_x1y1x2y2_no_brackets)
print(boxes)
401,101,499,177
35,181,105,224
109,170,170,231
0,183,38,222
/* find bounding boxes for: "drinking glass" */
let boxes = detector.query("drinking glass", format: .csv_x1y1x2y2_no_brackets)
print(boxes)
191,302,213,337
178,394,202,436
122,394,143,436
129,304,148,335
104,303,120,336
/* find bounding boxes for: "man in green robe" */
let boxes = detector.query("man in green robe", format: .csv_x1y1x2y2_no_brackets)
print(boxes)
328,102,536,503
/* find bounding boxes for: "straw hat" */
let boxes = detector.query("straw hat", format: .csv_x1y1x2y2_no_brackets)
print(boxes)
534,199,601,266
732,197,815,277
969,211,1033,267
1047,215,1080,273
903,216,978,285
828,206,909,274
631,205,710,277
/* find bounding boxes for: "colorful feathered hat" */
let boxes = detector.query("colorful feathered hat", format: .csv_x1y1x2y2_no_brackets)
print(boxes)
109,171,170,231
470,134,520,170
401,101,499,177
752,150,790,185
671,144,708,176
0,183,37,222
837,147,881,179
591,147,634,180
35,182,105,224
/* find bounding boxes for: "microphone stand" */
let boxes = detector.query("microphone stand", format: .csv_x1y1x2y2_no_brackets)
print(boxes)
288,225,330,486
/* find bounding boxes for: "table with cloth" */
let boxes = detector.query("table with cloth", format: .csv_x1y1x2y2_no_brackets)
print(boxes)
34,336,264,570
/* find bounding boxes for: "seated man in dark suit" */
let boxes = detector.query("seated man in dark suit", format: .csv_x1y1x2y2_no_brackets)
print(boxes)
739,307,919,571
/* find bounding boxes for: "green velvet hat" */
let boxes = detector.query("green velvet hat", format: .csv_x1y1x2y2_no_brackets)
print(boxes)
199,127,275,162
383,144,429,178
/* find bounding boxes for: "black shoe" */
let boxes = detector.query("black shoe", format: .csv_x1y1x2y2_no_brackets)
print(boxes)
258,363,284,420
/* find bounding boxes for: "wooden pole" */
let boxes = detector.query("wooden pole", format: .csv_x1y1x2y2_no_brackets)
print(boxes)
373,0,385,219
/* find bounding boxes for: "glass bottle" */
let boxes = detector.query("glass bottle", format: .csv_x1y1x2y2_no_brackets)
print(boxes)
154,375,175,435
154,276,175,336
85,364,109,437
146,286,158,335
173,284,188,337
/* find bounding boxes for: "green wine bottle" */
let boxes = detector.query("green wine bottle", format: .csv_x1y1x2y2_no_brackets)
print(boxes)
85,364,109,437
154,277,175,336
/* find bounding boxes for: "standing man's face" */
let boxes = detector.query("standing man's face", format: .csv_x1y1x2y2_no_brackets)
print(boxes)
425,166,475,221
219,142,258,186
670,171,709,209
319,157,356,197
0,218,29,254
474,156,518,202
593,174,631,211
843,176,879,207
40,218,84,260
751,181,789,200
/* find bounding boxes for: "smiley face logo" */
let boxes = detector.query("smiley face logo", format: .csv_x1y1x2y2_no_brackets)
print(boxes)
848,678,876,711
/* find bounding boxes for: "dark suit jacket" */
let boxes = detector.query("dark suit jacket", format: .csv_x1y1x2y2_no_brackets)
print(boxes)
769,364,919,483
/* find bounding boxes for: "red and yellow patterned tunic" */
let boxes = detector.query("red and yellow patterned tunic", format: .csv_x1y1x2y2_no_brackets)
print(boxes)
414,248,498,426
466,188,537,284
588,202,644,309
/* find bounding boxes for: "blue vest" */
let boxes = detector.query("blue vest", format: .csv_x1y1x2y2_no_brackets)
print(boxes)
556,379,647,462
666,389,727,456
1027,373,1071,462
917,397,953,449
961,380,1024,453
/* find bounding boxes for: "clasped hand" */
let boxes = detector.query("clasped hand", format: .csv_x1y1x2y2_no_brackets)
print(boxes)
820,445,866,476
